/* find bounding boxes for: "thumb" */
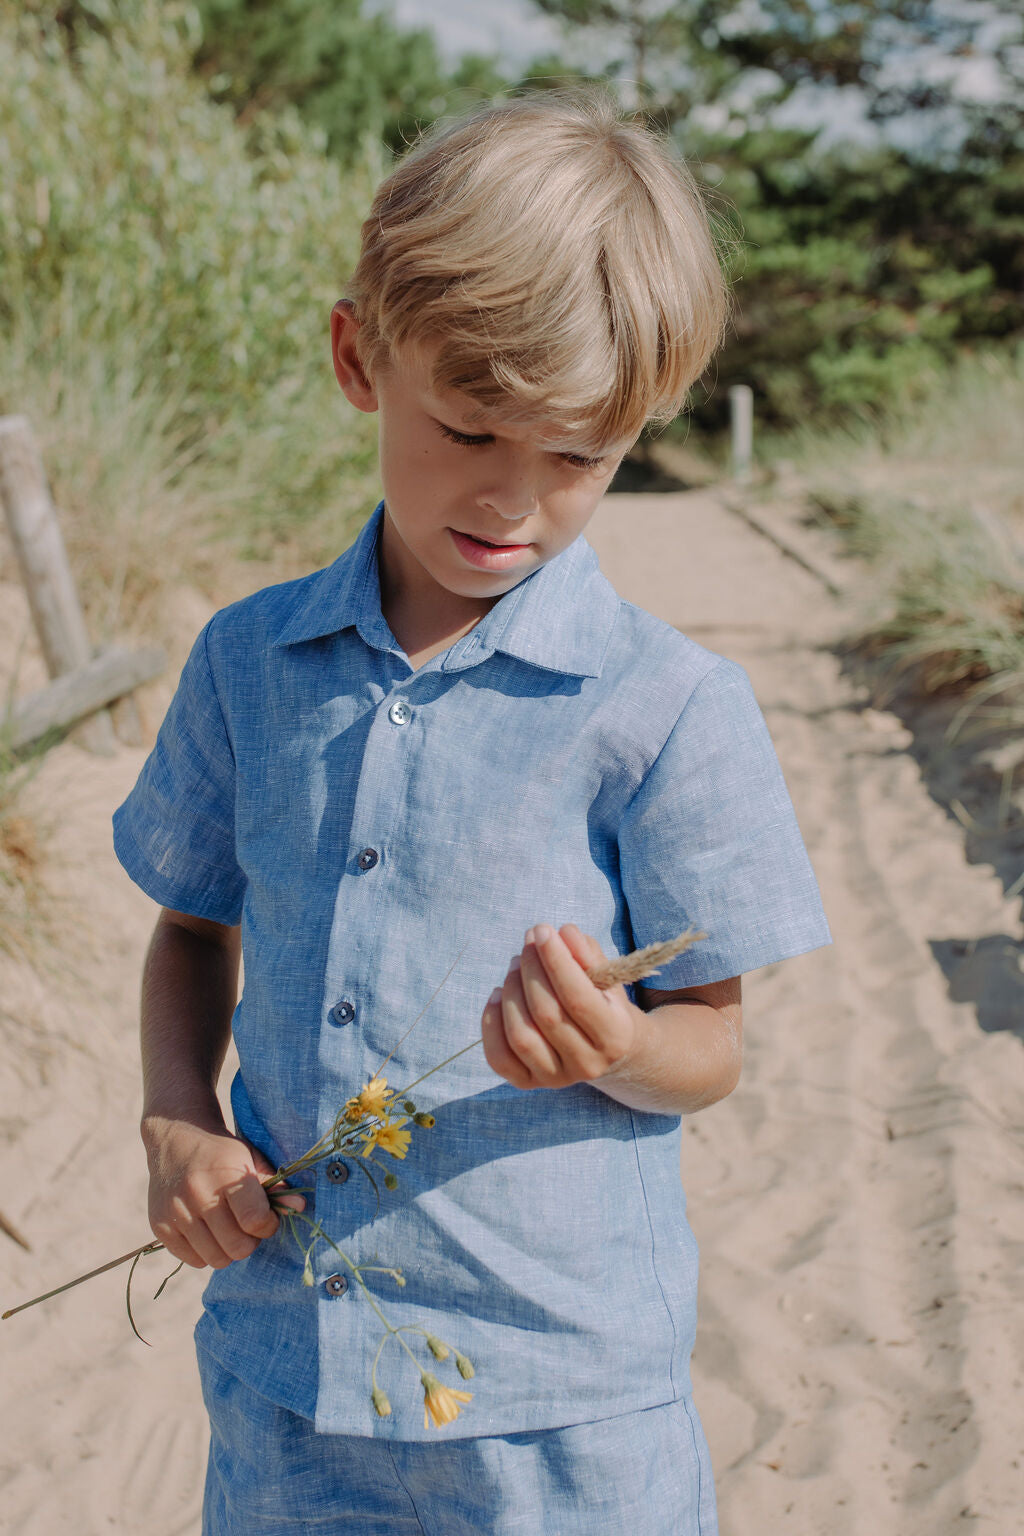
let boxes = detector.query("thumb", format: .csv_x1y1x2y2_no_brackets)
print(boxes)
249,1143,306,1213
558,923,608,975
559,924,630,1000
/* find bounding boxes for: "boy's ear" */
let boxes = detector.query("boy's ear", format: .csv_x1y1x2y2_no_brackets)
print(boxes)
331,300,378,413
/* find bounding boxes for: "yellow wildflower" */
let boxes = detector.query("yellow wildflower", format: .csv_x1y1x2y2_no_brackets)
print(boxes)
371,1386,392,1418
357,1075,393,1118
343,1075,393,1126
421,1372,473,1430
361,1117,411,1160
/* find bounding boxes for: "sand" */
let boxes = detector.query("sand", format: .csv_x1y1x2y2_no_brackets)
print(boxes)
1,490,1022,1535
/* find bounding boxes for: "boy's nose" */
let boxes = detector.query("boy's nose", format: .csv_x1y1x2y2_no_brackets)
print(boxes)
477,442,544,520
479,479,540,521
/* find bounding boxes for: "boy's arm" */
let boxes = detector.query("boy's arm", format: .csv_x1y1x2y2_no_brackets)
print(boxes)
140,907,300,1271
597,974,742,1114
481,923,742,1116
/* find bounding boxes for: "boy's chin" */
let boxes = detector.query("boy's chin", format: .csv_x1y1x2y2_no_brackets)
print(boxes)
452,561,538,594
442,550,541,592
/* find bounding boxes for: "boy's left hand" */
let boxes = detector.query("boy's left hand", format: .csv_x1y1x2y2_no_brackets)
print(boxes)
481,923,645,1090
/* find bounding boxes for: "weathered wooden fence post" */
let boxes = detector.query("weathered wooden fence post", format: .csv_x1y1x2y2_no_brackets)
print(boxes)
0,415,162,754
729,384,754,484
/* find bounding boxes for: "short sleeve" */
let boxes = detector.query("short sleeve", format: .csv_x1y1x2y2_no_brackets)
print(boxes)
112,618,246,925
618,658,831,988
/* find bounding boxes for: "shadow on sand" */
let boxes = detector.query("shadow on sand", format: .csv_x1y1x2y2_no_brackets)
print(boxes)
838,650,1024,1042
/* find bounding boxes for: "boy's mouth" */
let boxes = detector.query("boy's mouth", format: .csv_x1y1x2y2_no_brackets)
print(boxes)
449,529,532,568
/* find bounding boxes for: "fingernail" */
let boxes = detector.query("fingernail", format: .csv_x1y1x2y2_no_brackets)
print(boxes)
488,987,502,1007
534,923,553,944
509,954,521,971
524,926,536,944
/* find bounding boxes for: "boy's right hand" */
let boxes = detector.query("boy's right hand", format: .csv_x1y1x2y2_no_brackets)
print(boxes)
142,1115,305,1270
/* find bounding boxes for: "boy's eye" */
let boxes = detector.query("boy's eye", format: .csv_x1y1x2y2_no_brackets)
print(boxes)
560,451,607,471
436,420,606,471
437,422,492,448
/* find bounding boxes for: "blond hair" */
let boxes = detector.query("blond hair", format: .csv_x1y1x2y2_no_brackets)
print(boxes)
346,92,731,451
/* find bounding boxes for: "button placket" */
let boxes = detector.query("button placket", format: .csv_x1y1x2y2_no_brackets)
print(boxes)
321,681,416,1124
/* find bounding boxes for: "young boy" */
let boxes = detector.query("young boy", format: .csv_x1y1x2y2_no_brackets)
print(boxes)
114,93,830,1534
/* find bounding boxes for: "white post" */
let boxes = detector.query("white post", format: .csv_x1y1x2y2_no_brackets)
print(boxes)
0,414,117,755
729,384,754,484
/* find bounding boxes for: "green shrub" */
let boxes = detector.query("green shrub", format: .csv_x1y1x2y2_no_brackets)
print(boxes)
0,0,380,638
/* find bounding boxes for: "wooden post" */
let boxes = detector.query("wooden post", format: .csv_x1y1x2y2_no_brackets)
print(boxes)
729,384,754,484
0,415,117,754
6,644,166,754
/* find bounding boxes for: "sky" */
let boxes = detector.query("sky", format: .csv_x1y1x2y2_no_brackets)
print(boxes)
370,0,1019,155
371,0,564,66
370,0,886,148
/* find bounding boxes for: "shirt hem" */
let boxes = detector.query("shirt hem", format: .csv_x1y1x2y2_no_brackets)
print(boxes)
194,1312,692,1442
112,816,245,926
648,922,833,990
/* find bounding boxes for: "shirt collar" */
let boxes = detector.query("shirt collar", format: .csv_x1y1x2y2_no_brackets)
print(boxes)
272,501,621,680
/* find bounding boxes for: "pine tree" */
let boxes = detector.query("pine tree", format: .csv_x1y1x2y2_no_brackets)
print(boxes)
191,0,503,161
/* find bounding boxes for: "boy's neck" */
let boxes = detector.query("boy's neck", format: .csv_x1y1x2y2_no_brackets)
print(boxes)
378,514,499,670
383,595,490,671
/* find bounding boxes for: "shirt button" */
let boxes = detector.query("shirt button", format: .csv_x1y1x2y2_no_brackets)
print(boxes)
326,1160,349,1184
329,999,356,1027
324,1274,349,1297
388,700,412,726
357,847,379,871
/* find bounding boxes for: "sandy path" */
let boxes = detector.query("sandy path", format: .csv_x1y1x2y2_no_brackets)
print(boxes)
591,493,1024,1536
1,492,1022,1534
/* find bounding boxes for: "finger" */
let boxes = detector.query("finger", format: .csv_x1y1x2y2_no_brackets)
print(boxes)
223,1170,280,1242
268,1187,306,1213
559,925,631,1010
151,1221,207,1270
481,985,534,1089
527,926,610,1049
204,1194,265,1261
499,964,563,1080
559,923,611,979
247,1146,277,1176
518,940,611,1079
169,1205,237,1270
247,1144,306,1214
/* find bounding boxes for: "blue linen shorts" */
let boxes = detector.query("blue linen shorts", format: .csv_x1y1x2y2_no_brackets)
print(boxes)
197,1339,718,1535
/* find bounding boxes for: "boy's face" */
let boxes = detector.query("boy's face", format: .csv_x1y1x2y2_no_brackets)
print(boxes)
331,304,632,619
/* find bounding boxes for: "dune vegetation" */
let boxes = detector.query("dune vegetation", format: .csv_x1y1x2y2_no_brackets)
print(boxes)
1,0,1021,879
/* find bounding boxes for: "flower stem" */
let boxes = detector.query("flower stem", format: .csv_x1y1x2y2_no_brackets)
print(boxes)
373,947,466,1082
393,1038,483,1102
2,1241,164,1320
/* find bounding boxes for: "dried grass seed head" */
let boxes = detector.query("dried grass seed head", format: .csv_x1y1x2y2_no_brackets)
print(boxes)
346,90,732,455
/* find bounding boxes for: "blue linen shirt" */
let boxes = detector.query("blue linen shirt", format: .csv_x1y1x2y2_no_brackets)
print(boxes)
113,500,831,1441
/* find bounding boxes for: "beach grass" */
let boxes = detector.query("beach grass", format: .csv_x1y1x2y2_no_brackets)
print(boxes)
0,1,381,649
762,348,1024,697
0,0,382,937
0,734,53,958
